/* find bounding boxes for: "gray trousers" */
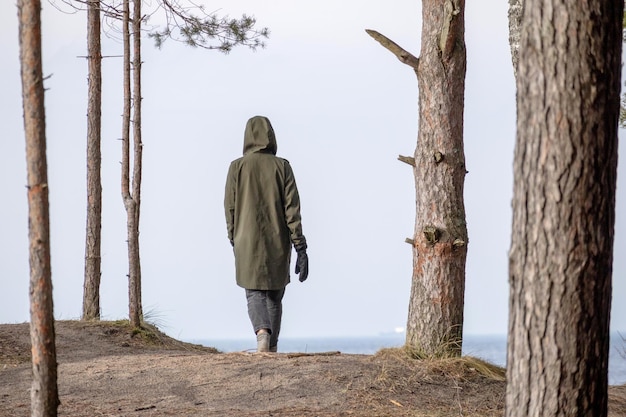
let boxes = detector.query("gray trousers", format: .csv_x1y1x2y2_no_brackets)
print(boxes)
245,288,285,349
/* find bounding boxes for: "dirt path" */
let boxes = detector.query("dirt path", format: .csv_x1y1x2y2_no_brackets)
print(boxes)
1,321,625,416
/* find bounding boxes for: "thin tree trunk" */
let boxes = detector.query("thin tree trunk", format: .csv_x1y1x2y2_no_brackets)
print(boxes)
367,0,468,358
120,0,140,327
18,0,59,415
129,0,143,326
82,0,103,321
505,1,621,416
121,0,143,328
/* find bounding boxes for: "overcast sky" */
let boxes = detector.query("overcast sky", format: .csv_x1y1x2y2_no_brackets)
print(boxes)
1,1,624,342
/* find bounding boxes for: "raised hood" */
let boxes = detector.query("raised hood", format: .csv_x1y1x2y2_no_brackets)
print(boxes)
243,116,277,155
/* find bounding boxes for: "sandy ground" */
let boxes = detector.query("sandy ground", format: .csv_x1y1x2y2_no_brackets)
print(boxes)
1,321,625,416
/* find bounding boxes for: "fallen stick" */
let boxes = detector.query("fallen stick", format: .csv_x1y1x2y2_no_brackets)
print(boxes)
286,351,341,358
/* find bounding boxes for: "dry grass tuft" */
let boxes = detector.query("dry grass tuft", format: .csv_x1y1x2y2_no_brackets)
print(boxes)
340,347,507,416
374,347,505,382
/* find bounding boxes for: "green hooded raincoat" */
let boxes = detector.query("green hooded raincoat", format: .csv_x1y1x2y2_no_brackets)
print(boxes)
224,116,306,290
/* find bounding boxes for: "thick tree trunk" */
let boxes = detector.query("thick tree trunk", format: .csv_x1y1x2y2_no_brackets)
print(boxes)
18,0,60,415
82,0,103,321
505,1,622,416
406,0,468,358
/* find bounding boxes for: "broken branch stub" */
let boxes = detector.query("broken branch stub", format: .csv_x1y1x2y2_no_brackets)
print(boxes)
365,29,419,70
398,155,416,166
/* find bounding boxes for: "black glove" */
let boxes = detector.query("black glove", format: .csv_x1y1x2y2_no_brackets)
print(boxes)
295,249,309,282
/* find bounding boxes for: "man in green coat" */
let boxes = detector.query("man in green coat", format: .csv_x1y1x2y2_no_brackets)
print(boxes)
224,115,309,353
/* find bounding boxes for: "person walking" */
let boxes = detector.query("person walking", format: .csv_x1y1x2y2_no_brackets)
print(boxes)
224,115,309,353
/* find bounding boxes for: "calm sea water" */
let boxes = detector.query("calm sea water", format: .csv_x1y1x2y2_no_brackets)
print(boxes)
192,333,626,386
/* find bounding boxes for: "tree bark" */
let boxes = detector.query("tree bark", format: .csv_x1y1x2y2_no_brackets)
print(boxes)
367,0,468,358
505,1,622,416
507,0,523,76
82,0,103,321
18,0,60,415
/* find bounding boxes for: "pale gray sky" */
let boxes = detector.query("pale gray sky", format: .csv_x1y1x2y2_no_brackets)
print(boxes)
1,0,624,341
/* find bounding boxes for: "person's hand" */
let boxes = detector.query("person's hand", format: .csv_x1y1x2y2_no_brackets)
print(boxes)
295,250,308,282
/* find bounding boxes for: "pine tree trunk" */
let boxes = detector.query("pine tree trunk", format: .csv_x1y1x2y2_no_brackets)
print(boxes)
120,0,140,328
121,0,143,328
129,0,143,326
82,0,103,321
366,1,468,358
405,0,468,358
18,0,59,415
505,1,621,416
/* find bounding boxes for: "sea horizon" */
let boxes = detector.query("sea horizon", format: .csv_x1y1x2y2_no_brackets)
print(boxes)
190,332,626,386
